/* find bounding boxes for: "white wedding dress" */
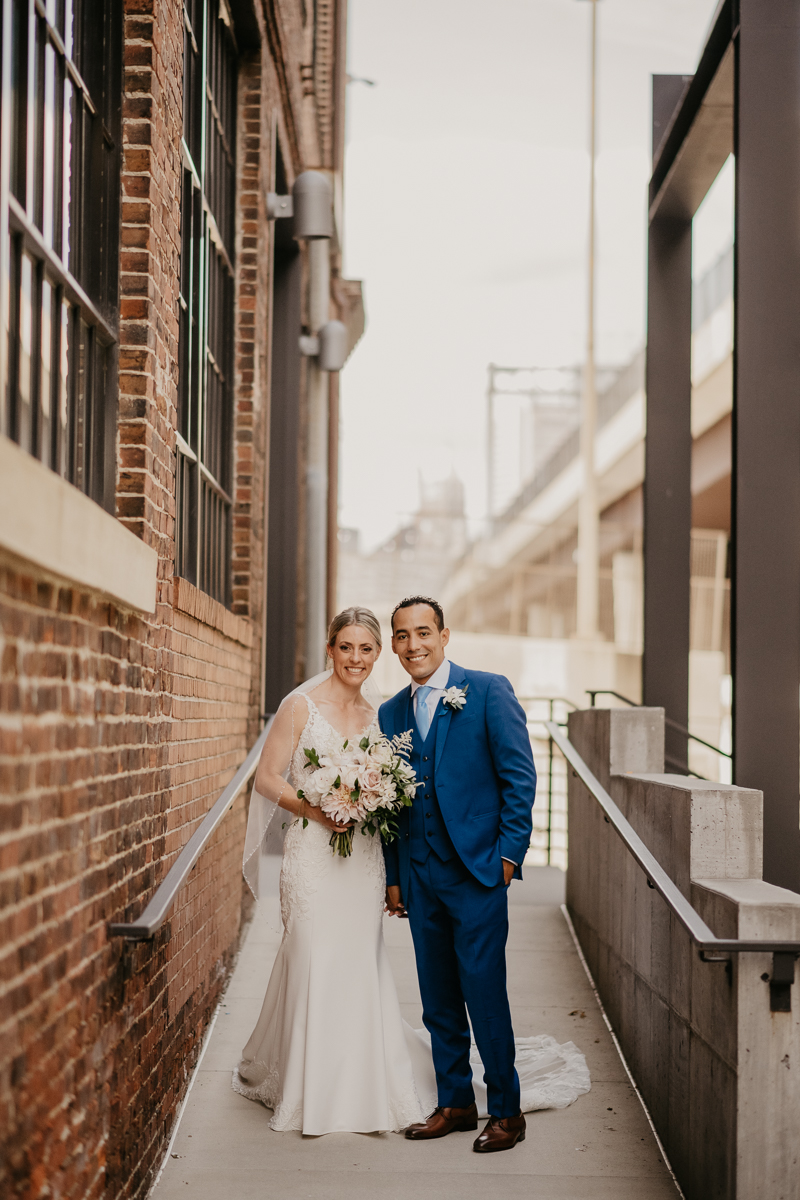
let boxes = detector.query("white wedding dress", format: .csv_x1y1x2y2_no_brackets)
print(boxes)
232,696,590,1135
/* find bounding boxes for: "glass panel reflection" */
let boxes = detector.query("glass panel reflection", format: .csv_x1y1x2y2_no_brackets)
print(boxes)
10,0,28,205
63,0,74,56
57,297,70,477
33,14,45,231
62,78,73,266
71,318,89,491
42,42,57,246
2,236,13,439
18,255,34,455
40,279,53,468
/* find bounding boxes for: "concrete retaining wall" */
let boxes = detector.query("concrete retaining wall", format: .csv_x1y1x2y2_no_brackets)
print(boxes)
567,707,800,1200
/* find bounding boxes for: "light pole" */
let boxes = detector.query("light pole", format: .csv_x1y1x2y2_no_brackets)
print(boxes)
576,0,599,640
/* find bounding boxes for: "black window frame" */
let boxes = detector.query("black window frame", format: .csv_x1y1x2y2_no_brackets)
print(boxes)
0,0,122,512
177,0,238,606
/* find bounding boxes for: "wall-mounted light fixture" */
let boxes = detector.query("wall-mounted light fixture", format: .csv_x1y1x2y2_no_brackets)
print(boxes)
318,320,348,371
291,171,333,240
299,320,348,372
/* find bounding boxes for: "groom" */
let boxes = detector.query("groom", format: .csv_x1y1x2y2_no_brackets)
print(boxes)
380,596,536,1153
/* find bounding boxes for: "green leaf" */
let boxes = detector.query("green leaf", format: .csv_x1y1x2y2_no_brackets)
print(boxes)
302,818,308,828
360,737,369,750
297,789,305,799
343,739,349,750
304,747,320,768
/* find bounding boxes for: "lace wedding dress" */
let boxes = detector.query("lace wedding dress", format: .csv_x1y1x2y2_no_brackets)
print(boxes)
232,695,590,1135
233,697,426,1135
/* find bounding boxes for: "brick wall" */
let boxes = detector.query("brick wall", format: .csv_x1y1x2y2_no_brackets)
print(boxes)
117,0,182,566
232,56,266,625
0,557,256,1199
0,1,322,1197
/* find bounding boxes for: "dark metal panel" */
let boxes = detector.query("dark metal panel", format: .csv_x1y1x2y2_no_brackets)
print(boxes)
650,44,733,222
652,75,693,162
643,212,692,770
733,0,800,890
264,237,303,713
650,0,735,209
228,0,260,51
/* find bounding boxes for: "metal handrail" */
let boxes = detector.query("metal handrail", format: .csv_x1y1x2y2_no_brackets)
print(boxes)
108,718,274,941
546,720,800,962
586,688,732,765
517,695,578,711
585,689,710,779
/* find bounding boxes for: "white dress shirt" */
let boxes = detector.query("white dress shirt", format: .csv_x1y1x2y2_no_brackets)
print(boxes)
410,657,451,726
410,658,516,868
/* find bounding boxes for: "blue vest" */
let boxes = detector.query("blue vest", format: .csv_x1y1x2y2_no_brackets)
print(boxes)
408,718,456,864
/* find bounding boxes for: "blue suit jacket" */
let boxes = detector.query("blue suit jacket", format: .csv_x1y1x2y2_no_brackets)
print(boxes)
380,662,536,897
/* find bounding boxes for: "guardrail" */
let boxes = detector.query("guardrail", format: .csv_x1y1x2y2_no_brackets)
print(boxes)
519,696,576,867
585,688,731,778
547,719,800,1010
108,718,274,941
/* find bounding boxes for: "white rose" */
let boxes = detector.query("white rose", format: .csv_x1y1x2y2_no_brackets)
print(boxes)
359,766,383,792
319,749,346,773
306,764,338,798
368,740,393,767
339,763,360,790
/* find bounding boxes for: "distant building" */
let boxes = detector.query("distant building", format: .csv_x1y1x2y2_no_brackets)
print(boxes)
338,475,467,624
440,245,734,777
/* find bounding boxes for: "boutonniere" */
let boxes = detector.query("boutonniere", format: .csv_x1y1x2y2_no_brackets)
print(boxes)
442,684,469,711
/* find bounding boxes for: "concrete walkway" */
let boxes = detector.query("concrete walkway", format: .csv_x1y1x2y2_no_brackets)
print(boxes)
152,868,678,1200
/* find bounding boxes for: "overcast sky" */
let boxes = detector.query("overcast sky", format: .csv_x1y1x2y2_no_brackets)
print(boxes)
339,0,721,550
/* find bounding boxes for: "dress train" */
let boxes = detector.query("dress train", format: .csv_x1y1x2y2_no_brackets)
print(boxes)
232,697,590,1134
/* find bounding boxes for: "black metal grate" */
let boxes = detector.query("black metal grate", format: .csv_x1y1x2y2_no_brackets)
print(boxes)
1,0,121,510
177,0,237,606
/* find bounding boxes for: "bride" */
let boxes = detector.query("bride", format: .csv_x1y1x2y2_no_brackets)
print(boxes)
232,606,589,1136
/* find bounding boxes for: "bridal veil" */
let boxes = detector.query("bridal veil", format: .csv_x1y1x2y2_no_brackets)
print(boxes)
242,667,385,903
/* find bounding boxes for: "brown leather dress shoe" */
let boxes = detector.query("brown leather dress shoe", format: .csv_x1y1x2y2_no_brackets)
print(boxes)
472,1113,526,1152
405,1103,479,1139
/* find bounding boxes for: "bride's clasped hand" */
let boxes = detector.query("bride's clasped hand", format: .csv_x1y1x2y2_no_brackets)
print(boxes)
233,599,590,1146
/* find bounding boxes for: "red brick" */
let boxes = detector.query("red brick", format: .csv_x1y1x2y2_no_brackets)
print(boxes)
0,3,342,1198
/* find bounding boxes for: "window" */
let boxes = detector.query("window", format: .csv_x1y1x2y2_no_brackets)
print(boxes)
177,0,237,605
0,0,121,511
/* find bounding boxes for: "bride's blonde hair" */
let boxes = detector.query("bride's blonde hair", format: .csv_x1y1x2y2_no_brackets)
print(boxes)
327,606,382,651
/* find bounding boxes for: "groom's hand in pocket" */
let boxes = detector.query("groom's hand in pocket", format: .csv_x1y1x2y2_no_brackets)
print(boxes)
385,886,407,917
503,860,515,887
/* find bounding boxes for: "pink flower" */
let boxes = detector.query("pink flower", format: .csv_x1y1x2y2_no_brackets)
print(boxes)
321,785,364,824
360,789,382,812
359,766,383,792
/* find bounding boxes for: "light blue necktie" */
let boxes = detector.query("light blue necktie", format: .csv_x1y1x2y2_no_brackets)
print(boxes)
415,685,434,740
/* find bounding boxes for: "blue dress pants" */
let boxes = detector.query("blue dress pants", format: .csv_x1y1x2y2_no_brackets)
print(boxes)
405,852,520,1118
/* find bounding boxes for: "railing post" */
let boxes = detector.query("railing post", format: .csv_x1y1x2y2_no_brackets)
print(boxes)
547,699,554,865
643,212,692,775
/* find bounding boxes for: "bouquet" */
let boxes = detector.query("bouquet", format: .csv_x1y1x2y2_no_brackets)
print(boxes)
296,728,418,857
